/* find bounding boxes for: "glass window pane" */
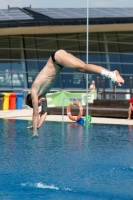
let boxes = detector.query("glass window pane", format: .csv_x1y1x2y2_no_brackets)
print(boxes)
62,73,85,89
98,33,104,42
27,72,38,88
117,32,133,43
106,32,118,42
119,44,133,53
24,35,36,49
10,37,23,70
80,53,86,63
58,33,79,54
0,68,11,88
36,34,58,50
26,61,38,73
120,53,133,63
122,63,133,74
101,53,107,63
10,36,27,88
36,34,58,71
99,43,106,53
11,72,25,88
78,33,86,61
123,75,133,90
107,43,119,53
38,61,47,71
0,36,11,88
89,33,98,41
110,63,122,72
89,53,101,63
37,50,50,60
0,36,10,71
89,36,101,62
52,74,62,89
108,54,121,63
24,35,39,72
73,73,86,88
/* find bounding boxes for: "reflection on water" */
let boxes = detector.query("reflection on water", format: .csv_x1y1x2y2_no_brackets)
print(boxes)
66,122,93,150
67,123,83,148
128,125,133,145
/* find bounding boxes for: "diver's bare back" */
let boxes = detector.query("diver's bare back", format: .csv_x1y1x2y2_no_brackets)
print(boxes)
32,57,62,96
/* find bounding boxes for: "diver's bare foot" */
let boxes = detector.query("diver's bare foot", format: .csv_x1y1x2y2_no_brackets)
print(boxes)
127,118,131,120
113,70,124,86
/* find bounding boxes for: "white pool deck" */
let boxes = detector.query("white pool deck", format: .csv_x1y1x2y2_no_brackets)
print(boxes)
0,108,132,125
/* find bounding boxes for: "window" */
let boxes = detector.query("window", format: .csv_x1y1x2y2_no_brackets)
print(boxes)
57,33,79,53
24,35,38,87
10,36,26,87
78,33,86,61
0,36,11,87
35,34,58,71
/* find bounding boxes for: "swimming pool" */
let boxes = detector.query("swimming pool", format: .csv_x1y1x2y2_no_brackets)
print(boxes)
0,119,133,200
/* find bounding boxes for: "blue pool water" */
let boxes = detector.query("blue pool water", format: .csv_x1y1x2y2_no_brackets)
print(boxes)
0,119,133,199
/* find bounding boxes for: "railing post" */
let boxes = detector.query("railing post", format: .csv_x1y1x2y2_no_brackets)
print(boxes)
96,76,99,99
103,77,106,99
113,84,116,99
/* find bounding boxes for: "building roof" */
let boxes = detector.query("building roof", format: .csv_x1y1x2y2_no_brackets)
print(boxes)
29,7,133,19
1,7,133,28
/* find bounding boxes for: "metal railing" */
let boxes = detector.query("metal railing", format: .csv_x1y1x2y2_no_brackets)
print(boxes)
96,77,133,100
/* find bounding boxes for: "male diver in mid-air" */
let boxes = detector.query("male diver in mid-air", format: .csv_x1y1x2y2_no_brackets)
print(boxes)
26,49,124,137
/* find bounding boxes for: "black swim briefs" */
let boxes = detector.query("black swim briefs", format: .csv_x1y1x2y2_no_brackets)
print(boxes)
51,51,64,68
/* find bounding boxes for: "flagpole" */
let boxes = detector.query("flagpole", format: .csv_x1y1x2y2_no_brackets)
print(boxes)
86,0,89,125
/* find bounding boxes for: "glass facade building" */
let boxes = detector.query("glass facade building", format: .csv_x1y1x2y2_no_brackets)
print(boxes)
0,31,133,90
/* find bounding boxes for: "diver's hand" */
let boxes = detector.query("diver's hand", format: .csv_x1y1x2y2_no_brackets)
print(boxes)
27,125,40,130
27,125,33,130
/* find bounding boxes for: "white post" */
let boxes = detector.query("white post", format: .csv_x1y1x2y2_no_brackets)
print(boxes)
20,38,27,88
86,0,89,125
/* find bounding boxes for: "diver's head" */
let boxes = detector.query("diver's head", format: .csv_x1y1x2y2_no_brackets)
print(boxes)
25,94,46,108
25,93,33,108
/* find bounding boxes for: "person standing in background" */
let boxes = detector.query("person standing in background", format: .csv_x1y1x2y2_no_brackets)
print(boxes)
90,80,96,91
127,96,133,120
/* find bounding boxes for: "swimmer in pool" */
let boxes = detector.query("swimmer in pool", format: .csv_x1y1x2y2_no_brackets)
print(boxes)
25,49,124,137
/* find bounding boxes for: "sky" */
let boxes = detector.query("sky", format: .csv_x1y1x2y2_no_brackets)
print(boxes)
0,0,133,9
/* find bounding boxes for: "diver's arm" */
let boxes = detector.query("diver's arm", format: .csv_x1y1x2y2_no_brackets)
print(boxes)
38,111,47,128
27,111,47,130
31,89,39,136
38,99,47,127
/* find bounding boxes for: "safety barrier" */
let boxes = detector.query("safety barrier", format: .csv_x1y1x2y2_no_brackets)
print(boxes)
62,97,85,122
